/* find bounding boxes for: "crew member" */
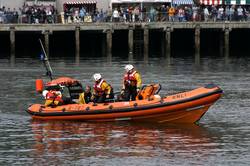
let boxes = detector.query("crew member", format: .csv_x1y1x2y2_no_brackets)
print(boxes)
43,89,63,107
122,64,142,101
78,85,92,104
92,73,113,103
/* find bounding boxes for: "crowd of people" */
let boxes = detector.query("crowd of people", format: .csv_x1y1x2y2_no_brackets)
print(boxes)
111,5,250,22
43,64,142,106
62,4,250,23
1,3,250,24
0,4,56,24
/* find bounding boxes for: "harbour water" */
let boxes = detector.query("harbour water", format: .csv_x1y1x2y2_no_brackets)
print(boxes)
0,53,250,165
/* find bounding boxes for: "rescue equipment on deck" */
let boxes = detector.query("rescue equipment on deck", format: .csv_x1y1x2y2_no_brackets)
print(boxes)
35,79,44,93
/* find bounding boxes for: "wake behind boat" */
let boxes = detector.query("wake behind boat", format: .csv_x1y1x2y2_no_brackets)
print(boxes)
27,77,223,123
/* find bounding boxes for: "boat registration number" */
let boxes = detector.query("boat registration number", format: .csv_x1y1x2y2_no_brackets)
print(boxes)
172,93,187,100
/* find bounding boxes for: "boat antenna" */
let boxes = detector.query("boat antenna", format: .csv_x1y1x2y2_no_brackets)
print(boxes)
39,39,53,80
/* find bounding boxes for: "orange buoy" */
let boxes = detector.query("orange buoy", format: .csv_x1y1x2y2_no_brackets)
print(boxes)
36,79,44,93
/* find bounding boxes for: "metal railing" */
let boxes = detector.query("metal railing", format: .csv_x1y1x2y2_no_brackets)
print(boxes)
0,11,249,24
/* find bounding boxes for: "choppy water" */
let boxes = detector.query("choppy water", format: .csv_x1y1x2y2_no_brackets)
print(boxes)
0,55,249,165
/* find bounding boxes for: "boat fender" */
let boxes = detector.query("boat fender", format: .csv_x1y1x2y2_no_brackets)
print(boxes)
36,79,44,93
93,103,98,106
86,107,90,111
160,99,164,104
133,103,138,107
62,108,66,112
154,95,161,99
109,105,113,109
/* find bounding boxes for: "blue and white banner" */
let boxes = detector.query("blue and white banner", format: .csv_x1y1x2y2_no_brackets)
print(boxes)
173,0,194,4
111,0,172,3
225,0,250,4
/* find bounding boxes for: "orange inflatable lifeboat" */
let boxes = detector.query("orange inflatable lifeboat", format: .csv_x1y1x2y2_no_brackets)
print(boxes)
27,77,223,124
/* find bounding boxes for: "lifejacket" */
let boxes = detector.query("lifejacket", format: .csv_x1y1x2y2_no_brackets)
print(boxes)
45,90,63,106
93,79,106,96
124,71,137,87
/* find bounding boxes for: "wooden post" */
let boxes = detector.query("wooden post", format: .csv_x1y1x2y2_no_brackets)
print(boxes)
10,27,15,57
75,26,80,60
144,27,149,61
165,27,171,58
195,27,200,62
128,28,134,55
106,29,112,56
102,34,106,56
44,30,50,57
224,28,230,58
161,30,165,56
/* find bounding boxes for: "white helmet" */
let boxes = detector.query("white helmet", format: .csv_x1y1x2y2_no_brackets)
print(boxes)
42,90,48,99
125,64,134,72
93,73,102,81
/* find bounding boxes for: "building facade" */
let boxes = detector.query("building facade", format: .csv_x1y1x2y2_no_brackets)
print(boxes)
0,0,25,9
57,0,110,13
0,0,110,12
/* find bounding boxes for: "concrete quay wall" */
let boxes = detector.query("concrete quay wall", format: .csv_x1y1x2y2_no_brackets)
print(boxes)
0,22,249,60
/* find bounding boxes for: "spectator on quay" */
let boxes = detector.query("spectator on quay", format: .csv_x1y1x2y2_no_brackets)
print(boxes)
161,5,167,21
73,8,80,23
118,7,124,22
0,8,4,23
229,5,235,21
211,5,217,22
112,8,119,22
122,7,128,22
192,5,198,21
165,6,170,21
225,6,230,21
243,7,248,21
41,8,47,23
217,6,224,21
128,6,133,22
64,8,69,23
149,6,156,22
46,8,53,23
132,7,135,22
178,7,185,22
106,6,112,22
204,7,210,22
1,6,6,23
168,6,175,22
100,9,104,21
79,7,86,22
156,6,161,21
5,8,12,23
141,6,147,22
184,6,192,21
237,6,244,21
133,6,140,22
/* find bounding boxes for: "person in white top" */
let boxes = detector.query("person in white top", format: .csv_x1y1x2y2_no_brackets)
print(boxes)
218,6,224,21
237,6,243,21
204,7,209,22
113,8,119,22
